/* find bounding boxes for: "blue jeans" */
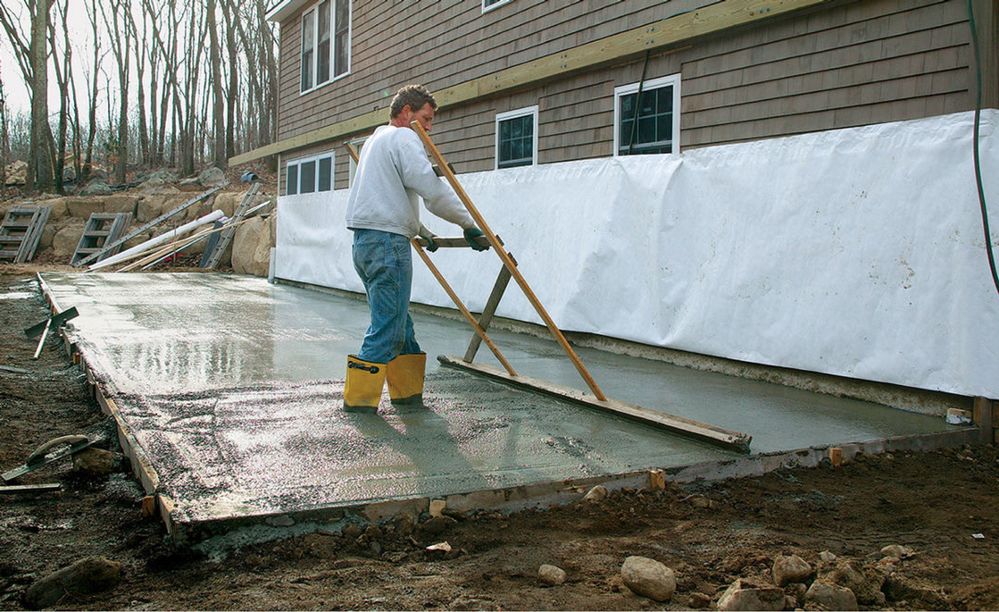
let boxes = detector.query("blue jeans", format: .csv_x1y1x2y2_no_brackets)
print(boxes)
352,229,421,363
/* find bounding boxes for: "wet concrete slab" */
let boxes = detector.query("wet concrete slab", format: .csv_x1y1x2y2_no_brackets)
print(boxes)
39,272,963,539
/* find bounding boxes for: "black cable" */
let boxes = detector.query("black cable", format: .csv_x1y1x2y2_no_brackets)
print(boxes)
626,50,651,155
966,0,999,296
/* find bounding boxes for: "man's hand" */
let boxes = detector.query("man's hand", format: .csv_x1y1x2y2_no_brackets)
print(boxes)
424,234,439,252
463,227,490,251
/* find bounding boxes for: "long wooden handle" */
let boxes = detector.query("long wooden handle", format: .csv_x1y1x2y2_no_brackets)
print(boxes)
412,239,518,377
410,121,606,401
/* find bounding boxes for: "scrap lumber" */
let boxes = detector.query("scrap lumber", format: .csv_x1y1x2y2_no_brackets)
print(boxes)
89,210,225,271
72,186,222,267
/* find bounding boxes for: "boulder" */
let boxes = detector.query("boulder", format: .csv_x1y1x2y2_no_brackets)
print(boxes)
64,197,105,219
136,194,189,222
52,223,86,259
123,231,155,251
22,556,121,608
103,195,140,215
231,215,274,276
213,191,245,218
805,580,858,610
4,160,27,185
40,197,70,221
716,578,785,611
620,556,675,602
80,180,112,195
880,544,913,560
39,224,58,250
772,554,812,586
197,166,227,187
538,564,566,586
583,485,607,502
822,559,885,606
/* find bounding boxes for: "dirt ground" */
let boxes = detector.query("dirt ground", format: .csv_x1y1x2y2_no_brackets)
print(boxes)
1,269,997,611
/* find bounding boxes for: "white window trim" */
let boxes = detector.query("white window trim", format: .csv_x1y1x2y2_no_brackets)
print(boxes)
285,151,335,195
495,105,539,170
299,0,352,96
613,73,681,157
482,0,514,14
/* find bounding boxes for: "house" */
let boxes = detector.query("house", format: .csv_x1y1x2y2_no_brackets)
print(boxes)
235,0,999,413
235,0,996,197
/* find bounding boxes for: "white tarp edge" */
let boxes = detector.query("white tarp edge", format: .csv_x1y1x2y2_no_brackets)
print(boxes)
275,110,999,398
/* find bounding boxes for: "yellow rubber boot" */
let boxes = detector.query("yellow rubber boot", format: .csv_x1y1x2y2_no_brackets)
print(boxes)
343,355,386,413
386,352,426,407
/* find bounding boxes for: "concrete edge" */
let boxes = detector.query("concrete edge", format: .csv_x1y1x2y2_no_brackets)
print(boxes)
165,426,981,548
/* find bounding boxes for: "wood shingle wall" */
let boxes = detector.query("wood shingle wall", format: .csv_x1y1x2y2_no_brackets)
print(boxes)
275,0,978,192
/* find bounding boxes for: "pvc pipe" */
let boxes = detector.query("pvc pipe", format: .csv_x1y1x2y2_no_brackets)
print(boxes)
89,210,225,271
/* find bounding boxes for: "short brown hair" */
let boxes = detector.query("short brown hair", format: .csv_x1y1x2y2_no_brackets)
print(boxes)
390,85,437,118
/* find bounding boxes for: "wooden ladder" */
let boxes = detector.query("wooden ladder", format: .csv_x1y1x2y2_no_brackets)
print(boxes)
202,183,260,269
72,212,133,266
0,205,51,263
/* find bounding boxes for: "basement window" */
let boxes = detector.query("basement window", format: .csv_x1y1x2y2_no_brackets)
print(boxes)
495,106,538,170
285,152,334,196
300,0,351,94
613,74,681,156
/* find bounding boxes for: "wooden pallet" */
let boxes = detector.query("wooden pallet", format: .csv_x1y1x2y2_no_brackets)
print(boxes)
202,183,260,269
71,212,133,265
0,205,51,263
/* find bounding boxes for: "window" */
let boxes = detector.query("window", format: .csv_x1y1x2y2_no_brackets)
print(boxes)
483,0,513,11
285,152,334,195
495,106,538,169
613,74,681,156
300,0,351,94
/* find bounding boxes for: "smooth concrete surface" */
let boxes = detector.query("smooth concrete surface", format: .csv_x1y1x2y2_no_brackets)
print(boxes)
40,273,961,528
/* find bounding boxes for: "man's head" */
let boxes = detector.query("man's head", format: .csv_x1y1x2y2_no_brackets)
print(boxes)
389,84,438,132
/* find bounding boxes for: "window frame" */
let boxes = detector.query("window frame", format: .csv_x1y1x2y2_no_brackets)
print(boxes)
284,151,335,196
299,0,352,95
482,0,514,13
495,105,539,170
612,73,681,157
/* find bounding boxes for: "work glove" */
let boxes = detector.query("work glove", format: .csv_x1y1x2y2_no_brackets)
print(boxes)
417,225,439,252
463,227,489,251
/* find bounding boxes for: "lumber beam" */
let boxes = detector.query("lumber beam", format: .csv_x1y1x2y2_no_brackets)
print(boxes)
230,0,832,165
439,356,752,453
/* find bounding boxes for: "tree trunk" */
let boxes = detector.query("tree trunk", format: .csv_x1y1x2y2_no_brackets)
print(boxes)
207,0,226,169
29,0,55,191
221,0,238,160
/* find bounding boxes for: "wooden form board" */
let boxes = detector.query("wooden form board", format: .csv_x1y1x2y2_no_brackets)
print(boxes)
231,0,832,165
439,356,752,453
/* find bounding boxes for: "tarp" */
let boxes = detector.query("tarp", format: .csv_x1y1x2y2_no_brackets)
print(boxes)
275,110,999,398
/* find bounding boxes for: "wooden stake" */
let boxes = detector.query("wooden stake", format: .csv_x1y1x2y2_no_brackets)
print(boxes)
411,121,606,401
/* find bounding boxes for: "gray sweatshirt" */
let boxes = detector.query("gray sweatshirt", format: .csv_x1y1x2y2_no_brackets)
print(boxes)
345,124,475,237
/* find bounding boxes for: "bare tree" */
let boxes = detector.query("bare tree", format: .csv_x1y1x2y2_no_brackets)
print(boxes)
220,0,238,162
128,8,150,166
0,71,8,185
46,0,72,192
100,0,132,184
206,0,225,169
82,1,105,182
0,0,56,191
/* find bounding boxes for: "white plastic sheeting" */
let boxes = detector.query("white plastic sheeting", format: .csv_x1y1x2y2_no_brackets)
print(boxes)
275,111,999,398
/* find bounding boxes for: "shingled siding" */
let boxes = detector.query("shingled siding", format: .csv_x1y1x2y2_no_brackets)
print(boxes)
277,0,973,191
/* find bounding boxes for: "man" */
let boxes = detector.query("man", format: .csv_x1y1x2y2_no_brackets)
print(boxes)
343,84,488,412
